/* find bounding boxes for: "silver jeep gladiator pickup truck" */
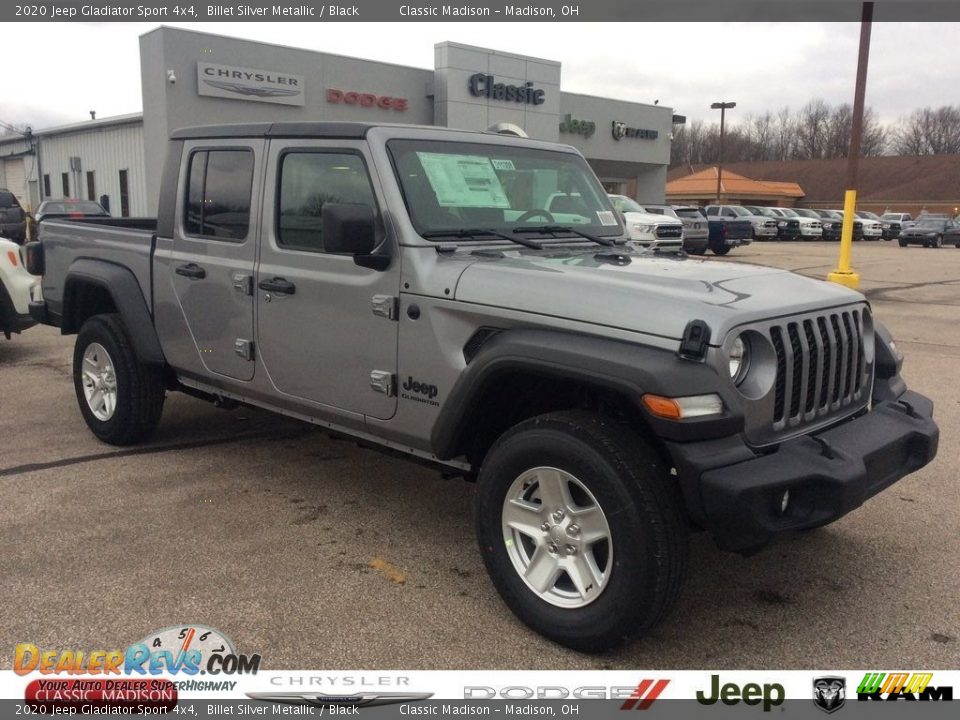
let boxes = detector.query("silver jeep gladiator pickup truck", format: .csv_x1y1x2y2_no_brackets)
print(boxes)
26,122,938,652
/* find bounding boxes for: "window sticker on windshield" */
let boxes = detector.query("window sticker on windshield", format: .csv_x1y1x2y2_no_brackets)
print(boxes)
491,159,515,171
597,211,617,226
417,152,511,208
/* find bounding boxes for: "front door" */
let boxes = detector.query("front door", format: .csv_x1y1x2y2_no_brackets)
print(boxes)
170,141,263,381
255,140,399,420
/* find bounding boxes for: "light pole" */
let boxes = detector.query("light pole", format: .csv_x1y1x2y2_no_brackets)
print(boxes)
711,101,736,203
828,2,872,289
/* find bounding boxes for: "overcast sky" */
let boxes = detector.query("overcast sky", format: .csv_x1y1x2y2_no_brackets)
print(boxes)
3,21,957,132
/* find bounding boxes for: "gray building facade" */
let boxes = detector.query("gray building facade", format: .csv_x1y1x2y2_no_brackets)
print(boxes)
2,27,674,223
140,27,673,212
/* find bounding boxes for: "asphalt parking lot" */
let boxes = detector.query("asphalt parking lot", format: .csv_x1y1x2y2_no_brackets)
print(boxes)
1,240,957,670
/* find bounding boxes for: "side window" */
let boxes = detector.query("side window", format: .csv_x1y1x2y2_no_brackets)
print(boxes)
184,149,254,241
706,207,718,216
277,152,376,253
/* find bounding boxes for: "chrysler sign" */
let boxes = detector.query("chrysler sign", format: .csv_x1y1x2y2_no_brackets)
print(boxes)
198,62,305,106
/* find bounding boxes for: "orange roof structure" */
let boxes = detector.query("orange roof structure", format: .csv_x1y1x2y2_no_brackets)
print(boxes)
666,167,805,205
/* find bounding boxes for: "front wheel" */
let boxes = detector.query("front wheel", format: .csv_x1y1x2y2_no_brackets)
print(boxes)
935,234,943,248
475,411,688,652
73,314,166,445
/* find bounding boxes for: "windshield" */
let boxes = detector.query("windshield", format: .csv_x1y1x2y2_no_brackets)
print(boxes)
728,206,750,217
756,208,779,217
779,208,800,218
793,209,819,218
609,195,646,214
881,214,903,221
857,211,880,220
388,139,620,238
915,219,947,229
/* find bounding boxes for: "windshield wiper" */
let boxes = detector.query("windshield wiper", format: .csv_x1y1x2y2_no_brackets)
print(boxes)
513,225,618,247
421,228,543,250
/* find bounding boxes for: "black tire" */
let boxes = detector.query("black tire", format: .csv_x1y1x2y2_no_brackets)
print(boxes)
934,234,943,248
688,245,707,256
710,241,731,256
475,411,688,652
73,314,165,445
899,239,907,247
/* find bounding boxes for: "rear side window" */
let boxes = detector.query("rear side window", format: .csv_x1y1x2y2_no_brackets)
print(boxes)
184,149,254,240
276,151,376,253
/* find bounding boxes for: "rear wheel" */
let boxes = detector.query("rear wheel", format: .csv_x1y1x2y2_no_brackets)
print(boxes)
934,234,943,248
899,239,908,247
710,241,731,256
475,411,688,652
73,314,166,445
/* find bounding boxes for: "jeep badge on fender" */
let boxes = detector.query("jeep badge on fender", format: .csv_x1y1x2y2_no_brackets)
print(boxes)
27,121,938,653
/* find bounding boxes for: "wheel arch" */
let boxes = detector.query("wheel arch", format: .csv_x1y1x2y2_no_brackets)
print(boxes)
62,259,166,365
431,328,739,464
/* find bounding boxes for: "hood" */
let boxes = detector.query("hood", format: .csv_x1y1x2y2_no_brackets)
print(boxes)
454,248,862,342
622,210,681,225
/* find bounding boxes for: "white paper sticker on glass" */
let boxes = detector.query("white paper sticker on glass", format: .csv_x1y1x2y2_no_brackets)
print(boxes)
417,153,511,208
597,210,618,226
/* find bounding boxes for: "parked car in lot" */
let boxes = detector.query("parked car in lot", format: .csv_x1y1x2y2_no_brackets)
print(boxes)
818,210,865,241
812,209,843,241
0,238,38,338
692,207,753,255
879,212,911,240
882,212,913,226
26,121,939,652
606,194,683,251
744,206,802,240
776,208,822,240
668,205,710,255
704,205,779,241
0,189,27,243
854,211,884,240
898,217,960,248
632,203,708,255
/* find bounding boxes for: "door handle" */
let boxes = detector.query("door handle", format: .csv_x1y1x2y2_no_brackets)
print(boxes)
175,263,206,280
258,277,296,295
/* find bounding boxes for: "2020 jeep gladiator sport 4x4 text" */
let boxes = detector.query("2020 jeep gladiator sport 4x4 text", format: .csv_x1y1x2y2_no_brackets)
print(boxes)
27,122,938,652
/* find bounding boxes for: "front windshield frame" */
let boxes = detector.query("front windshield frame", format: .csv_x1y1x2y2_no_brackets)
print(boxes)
387,138,623,240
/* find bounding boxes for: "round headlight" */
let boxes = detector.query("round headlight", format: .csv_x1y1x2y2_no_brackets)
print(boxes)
729,335,750,384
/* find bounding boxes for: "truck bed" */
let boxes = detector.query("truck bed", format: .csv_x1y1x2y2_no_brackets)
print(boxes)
38,217,157,318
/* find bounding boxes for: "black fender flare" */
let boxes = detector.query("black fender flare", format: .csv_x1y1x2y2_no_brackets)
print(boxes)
62,259,166,365
431,328,742,460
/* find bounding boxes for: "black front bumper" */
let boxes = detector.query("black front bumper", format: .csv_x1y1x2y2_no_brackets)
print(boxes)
0,283,36,334
668,389,938,553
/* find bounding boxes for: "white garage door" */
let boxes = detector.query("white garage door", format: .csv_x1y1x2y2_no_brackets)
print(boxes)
3,158,27,208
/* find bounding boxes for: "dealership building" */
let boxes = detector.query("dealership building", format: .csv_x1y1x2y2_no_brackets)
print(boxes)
0,26,675,217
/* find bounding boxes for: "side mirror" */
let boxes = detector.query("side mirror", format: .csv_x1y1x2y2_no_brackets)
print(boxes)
322,203,388,270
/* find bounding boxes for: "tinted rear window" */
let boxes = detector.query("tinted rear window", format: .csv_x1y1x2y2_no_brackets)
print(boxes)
0,191,19,208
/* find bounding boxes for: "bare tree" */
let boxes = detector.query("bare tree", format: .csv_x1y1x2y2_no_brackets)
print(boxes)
891,106,960,155
795,99,831,159
773,106,795,161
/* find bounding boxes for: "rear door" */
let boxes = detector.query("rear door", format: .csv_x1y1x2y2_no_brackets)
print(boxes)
255,139,399,420
170,140,263,381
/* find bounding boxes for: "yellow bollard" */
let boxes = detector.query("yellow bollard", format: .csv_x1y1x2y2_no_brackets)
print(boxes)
827,189,861,289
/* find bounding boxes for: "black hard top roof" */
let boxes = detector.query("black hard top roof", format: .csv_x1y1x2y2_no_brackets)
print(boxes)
171,122,376,140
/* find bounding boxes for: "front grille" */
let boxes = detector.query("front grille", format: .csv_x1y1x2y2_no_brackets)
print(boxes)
785,220,800,228
655,224,682,238
768,307,869,431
